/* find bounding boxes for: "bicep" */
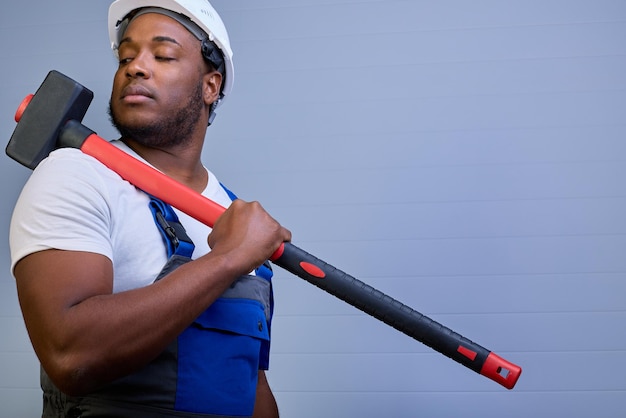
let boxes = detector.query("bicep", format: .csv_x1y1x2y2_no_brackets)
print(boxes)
14,249,113,354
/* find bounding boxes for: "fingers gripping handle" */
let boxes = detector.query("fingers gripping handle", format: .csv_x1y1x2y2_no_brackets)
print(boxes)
271,242,522,389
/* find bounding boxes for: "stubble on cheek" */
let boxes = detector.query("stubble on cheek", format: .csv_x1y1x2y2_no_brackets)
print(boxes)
108,81,205,148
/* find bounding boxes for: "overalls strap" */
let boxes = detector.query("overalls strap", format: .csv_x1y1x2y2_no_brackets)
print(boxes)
148,196,195,259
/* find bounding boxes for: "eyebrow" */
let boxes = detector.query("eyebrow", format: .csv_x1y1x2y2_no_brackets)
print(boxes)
118,36,182,48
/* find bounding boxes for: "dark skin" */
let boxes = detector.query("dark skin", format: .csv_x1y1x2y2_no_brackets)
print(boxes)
13,13,288,418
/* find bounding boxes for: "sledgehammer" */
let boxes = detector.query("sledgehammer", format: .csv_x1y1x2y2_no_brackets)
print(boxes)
7,70,521,389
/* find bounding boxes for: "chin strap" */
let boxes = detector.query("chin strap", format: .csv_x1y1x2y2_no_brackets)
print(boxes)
208,101,219,126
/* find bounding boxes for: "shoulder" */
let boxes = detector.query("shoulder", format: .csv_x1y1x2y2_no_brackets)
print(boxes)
23,143,140,205
9,145,155,278
34,147,122,186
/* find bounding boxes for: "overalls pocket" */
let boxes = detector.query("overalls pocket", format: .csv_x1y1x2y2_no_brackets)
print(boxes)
174,287,271,416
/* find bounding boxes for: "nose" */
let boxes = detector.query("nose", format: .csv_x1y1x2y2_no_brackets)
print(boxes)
126,52,150,79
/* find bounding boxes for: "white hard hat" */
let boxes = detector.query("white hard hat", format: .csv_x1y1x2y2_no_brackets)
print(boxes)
108,0,234,104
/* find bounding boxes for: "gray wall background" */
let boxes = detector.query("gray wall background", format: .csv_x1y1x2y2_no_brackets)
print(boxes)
1,1,625,417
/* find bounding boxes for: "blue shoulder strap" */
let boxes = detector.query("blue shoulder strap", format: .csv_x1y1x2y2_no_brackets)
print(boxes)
149,197,195,259
219,182,238,201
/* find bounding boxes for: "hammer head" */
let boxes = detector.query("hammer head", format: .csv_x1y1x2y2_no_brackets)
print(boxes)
6,70,93,170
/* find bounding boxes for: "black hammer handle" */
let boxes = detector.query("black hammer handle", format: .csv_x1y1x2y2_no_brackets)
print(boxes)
272,241,521,389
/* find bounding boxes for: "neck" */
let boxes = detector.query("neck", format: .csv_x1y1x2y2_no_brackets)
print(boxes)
122,138,208,193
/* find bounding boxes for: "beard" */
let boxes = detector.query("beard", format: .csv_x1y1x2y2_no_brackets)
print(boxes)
108,81,205,148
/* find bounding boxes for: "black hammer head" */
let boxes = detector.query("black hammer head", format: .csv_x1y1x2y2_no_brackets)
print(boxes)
6,70,93,170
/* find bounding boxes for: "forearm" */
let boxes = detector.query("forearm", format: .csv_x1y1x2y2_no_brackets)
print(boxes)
17,250,241,395
16,199,290,396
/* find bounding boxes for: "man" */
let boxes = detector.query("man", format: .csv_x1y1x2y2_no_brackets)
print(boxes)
9,0,290,416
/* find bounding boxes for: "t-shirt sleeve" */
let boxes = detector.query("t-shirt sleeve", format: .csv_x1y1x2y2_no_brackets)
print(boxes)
9,148,114,274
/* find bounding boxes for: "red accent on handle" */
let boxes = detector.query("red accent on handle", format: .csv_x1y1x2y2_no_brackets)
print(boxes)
457,345,478,361
270,243,285,261
480,352,522,390
300,262,326,278
15,94,34,122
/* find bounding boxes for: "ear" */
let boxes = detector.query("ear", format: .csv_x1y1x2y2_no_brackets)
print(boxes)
203,70,222,106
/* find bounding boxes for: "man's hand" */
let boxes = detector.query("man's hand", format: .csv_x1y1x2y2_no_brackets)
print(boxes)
208,199,291,276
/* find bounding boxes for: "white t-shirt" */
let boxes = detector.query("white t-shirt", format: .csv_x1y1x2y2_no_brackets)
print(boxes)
9,141,233,293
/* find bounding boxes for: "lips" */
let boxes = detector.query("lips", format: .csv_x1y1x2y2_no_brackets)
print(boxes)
120,84,154,102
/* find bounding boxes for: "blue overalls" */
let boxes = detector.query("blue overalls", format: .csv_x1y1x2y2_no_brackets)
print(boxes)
41,191,274,417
